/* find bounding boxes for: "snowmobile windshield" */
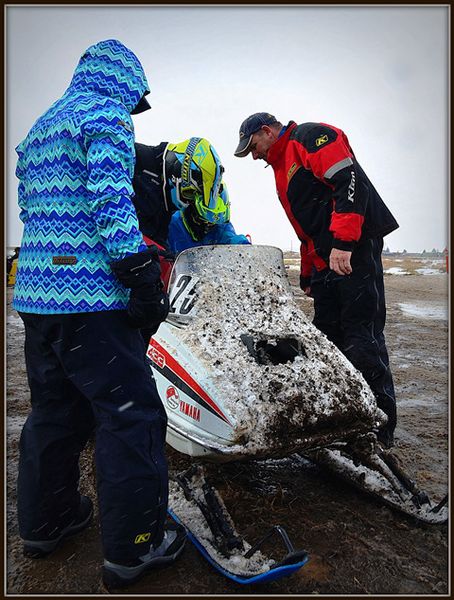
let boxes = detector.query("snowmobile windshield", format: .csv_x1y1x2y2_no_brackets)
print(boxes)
166,245,287,327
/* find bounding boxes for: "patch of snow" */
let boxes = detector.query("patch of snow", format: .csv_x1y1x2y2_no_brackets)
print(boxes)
424,259,445,266
384,267,410,275
398,302,447,320
415,268,443,275
7,415,27,434
398,397,444,409
7,315,23,328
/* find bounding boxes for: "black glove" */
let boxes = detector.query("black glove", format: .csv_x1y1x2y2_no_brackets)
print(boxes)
111,247,170,332
156,246,176,261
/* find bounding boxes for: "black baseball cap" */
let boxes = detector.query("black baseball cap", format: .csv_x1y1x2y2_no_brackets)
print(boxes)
234,112,277,157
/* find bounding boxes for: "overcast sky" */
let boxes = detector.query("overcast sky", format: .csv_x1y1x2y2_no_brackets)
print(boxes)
5,5,449,252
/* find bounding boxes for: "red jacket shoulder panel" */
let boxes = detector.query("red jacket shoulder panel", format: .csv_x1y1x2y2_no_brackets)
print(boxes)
289,123,354,182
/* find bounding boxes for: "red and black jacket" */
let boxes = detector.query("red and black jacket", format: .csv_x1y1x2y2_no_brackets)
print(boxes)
267,121,399,286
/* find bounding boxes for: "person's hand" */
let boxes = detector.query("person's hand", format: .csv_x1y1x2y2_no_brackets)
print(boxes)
329,248,352,276
299,274,312,296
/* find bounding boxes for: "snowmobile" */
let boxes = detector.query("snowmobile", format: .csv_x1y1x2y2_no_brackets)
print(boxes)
147,244,448,584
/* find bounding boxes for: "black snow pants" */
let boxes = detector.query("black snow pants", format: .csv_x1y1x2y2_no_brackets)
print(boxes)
17,309,168,563
310,237,396,436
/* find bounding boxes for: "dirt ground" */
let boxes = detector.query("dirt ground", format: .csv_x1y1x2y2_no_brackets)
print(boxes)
5,255,449,596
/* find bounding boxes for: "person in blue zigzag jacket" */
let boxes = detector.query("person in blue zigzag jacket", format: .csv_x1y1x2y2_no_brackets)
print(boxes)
12,39,186,590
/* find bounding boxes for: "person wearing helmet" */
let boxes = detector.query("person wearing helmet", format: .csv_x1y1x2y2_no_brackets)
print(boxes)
132,137,249,261
163,137,250,254
169,182,251,253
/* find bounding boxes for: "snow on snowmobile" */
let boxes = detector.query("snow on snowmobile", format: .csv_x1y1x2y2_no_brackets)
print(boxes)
146,244,448,583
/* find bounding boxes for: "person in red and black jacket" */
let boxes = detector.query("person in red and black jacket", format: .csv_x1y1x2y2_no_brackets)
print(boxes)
235,112,399,448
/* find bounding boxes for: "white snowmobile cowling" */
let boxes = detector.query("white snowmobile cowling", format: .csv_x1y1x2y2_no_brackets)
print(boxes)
147,245,386,461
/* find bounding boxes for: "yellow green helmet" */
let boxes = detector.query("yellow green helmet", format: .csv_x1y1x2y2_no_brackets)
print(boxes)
194,180,230,225
163,137,228,224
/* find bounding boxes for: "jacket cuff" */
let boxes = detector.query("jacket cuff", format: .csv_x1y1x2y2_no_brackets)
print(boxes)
299,274,312,290
110,247,162,289
332,239,355,252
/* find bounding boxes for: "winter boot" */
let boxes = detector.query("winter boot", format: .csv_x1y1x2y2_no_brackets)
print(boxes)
102,523,187,589
23,495,93,558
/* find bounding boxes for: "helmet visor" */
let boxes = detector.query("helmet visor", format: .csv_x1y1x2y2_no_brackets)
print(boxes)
194,182,230,225
200,145,224,213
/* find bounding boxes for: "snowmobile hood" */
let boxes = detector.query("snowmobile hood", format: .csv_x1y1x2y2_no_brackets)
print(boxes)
149,245,387,461
68,39,150,114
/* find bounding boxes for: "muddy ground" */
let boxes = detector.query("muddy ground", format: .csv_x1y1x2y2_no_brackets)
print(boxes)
5,256,449,596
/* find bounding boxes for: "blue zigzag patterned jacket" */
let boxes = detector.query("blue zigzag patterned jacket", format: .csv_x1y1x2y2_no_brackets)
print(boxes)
13,39,149,314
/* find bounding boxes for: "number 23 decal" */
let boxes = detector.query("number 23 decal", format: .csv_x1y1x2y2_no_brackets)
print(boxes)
168,275,198,315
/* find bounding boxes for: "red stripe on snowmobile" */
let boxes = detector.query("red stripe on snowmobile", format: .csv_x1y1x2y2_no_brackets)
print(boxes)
148,339,232,425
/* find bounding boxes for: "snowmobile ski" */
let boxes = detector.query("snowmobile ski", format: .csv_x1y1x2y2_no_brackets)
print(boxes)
167,465,309,584
307,433,448,525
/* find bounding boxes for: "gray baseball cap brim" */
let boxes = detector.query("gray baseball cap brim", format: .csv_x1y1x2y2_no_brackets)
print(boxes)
234,135,254,158
234,112,277,157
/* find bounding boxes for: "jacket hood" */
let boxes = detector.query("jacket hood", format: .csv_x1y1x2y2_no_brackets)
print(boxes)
68,39,150,113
